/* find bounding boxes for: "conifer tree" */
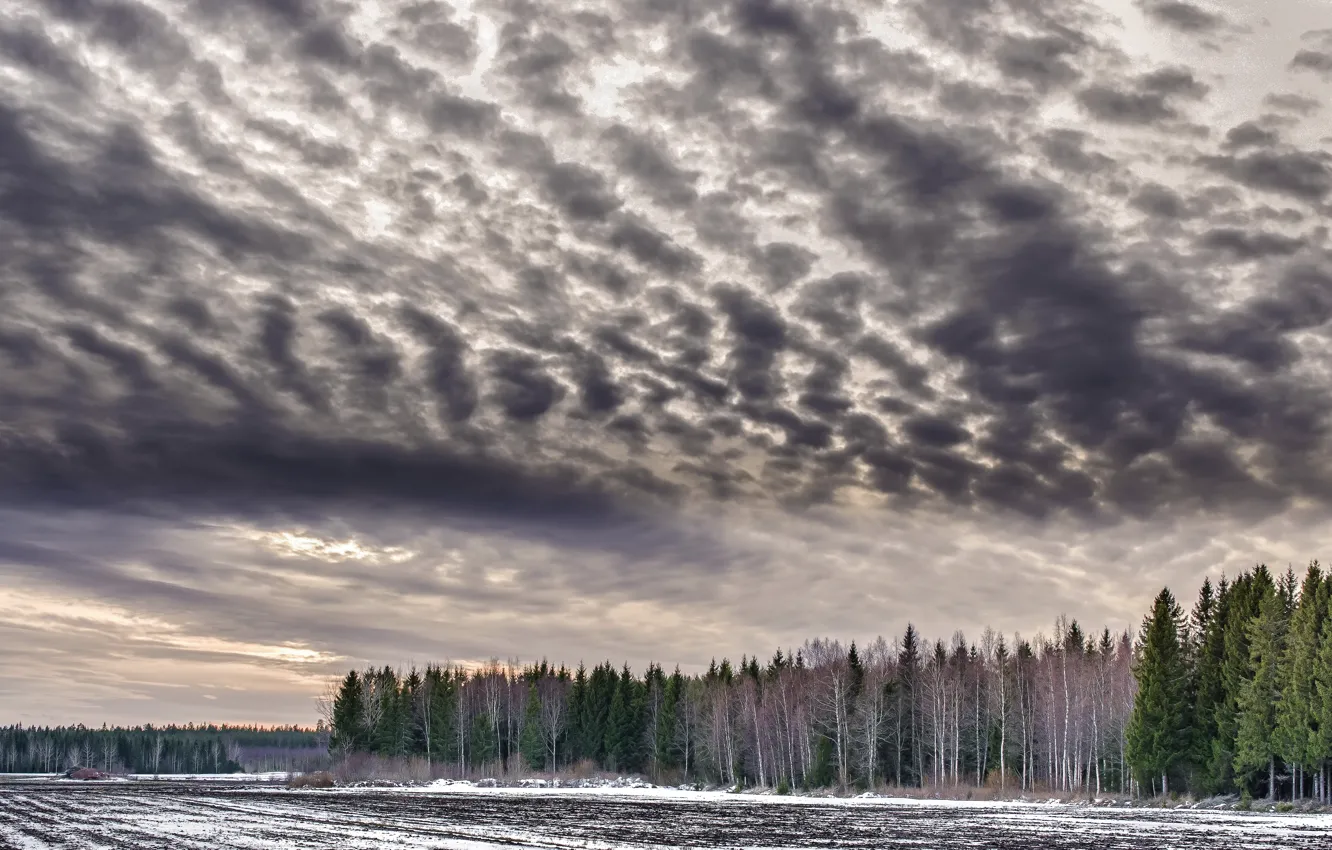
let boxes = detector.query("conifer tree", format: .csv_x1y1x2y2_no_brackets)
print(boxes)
897,623,921,787
1310,578,1332,801
329,670,365,755
1275,563,1323,799
520,684,545,770
470,712,499,769
403,668,426,756
1127,588,1189,796
1190,577,1228,792
1211,568,1273,791
656,667,682,772
424,665,459,764
567,664,587,762
605,666,643,773
847,641,865,706
1235,588,1286,800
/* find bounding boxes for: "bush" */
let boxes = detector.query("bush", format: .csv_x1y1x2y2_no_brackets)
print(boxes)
1276,802,1294,813
288,771,336,789
1237,791,1252,811
776,777,791,796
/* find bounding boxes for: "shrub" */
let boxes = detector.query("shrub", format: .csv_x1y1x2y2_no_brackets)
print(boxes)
288,771,336,789
1276,802,1294,813
1237,791,1252,811
776,777,791,796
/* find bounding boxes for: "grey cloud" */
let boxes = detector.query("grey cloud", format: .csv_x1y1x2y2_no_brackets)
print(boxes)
1138,1,1224,33
1131,183,1193,219
1198,228,1305,260
993,34,1084,89
1263,93,1321,115
3,0,1332,726
0,21,91,90
750,242,817,293
1223,121,1280,149
1290,50,1332,78
1201,149,1332,202
1077,86,1177,124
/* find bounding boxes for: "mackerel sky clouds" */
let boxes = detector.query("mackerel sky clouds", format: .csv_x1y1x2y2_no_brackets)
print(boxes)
1,0,1330,724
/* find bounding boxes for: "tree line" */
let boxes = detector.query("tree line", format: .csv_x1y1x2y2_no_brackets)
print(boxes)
1128,562,1332,803
0,724,327,775
326,621,1139,795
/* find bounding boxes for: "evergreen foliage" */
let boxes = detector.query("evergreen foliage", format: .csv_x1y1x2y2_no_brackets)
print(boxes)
1126,589,1188,795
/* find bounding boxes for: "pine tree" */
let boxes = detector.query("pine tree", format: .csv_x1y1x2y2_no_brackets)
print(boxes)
1235,588,1286,800
1126,588,1189,796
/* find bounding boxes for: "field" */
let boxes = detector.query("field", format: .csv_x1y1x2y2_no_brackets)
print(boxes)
3,780,1332,849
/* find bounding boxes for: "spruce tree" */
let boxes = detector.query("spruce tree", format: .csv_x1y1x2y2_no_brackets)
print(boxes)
329,670,365,755
567,664,587,763
605,666,643,773
403,668,426,756
1190,577,1228,793
1310,578,1332,799
1126,588,1189,796
897,623,922,787
520,684,545,770
425,665,459,764
583,663,615,766
370,667,404,757
470,712,499,769
1212,567,1274,792
1275,563,1323,799
848,641,865,705
656,668,682,772
1235,588,1286,800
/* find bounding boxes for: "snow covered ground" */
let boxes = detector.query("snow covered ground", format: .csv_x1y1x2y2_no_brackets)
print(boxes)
2,779,1330,848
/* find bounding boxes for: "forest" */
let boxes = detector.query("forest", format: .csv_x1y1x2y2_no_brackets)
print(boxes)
324,562,1332,803
0,724,327,775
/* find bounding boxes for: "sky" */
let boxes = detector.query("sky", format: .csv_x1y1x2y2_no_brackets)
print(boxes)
0,0,1330,727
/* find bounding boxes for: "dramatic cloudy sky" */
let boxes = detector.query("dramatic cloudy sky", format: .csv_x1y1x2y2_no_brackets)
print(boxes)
1,0,1330,725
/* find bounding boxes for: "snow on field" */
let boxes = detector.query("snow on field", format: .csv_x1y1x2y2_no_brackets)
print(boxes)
1,780,1331,848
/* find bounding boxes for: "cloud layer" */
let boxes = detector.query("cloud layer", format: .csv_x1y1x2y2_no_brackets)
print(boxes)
1,0,1329,723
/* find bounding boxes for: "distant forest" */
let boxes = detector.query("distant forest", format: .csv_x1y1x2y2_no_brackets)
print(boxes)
325,562,1332,803
0,725,327,774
